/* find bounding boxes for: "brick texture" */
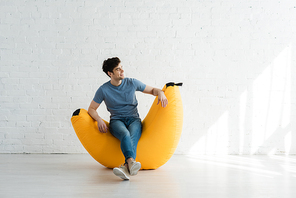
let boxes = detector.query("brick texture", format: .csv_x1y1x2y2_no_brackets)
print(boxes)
1,0,296,155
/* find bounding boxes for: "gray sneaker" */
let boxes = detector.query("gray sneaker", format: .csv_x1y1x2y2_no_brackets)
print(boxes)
128,161,141,176
113,165,130,180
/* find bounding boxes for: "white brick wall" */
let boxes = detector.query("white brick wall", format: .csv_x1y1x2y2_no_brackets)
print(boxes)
1,0,296,155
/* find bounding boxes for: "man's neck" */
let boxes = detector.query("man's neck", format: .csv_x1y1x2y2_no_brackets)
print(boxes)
110,79,122,87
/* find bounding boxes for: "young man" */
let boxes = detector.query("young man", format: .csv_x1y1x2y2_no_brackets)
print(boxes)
88,57,168,180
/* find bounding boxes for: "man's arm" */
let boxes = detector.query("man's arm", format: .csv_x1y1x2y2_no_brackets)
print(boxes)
88,100,108,133
143,85,168,108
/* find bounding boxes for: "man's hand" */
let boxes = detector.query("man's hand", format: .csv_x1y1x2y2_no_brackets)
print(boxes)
88,100,108,133
157,91,168,108
143,85,169,108
97,118,108,133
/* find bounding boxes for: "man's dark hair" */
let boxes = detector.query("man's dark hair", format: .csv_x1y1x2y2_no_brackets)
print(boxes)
102,57,121,77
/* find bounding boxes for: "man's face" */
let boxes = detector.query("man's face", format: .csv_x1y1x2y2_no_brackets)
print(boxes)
109,63,124,80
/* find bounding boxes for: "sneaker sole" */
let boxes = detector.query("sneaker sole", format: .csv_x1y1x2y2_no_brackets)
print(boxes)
113,168,130,180
129,162,141,176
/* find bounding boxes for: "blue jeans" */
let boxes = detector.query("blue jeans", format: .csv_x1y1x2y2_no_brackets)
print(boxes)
109,117,142,164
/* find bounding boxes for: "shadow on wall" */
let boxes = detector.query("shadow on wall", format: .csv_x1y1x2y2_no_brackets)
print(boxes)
181,1,296,155
187,45,295,155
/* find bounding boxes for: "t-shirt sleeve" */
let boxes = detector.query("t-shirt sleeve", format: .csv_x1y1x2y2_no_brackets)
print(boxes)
132,78,146,92
93,86,104,104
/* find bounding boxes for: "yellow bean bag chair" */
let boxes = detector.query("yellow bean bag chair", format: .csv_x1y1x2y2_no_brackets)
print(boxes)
71,82,183,169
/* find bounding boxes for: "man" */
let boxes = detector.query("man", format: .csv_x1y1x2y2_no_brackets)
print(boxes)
88,57,168,180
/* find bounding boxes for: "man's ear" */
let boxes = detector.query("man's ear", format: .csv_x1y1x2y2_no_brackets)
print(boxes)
107,71,112,77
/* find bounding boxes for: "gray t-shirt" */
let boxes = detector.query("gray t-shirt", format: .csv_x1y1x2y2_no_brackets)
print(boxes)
93,78,146,120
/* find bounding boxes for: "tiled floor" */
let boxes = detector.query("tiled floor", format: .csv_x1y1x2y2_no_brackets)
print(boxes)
1,154,295,198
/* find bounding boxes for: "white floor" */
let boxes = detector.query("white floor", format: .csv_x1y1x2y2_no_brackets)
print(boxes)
0,154,296,198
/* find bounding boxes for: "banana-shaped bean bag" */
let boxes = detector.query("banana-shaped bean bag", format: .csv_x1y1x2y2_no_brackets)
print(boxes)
71,82,183,169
